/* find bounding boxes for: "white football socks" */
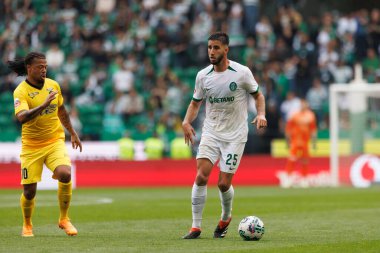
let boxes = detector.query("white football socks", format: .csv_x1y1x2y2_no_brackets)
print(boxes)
191,183,207,229
219,185,234,221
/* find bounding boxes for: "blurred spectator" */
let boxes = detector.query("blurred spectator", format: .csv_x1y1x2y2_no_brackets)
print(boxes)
105,89,128,116
355,9,370,61
45,43,65,70
242,36,257,67
332,59,353,83
76,67,106,106
259,99,281,152
280,91,301,123
227,0,245,46
339,32,356,65
43,23,61,45
170,133,192,159
57,53,79,84
337,12,357,38
122,87,145,122
144,132,165,160
318,40,339,73
64,107,82,141
362,48,380,82
96,0,116,14
1,0,379,144
60,78,74,107
243,0,260,36
294,59,313,99
112,56,134,93
306,78,328,127
164,76,187,116
368,8,380,53
270,37,292,62
317,12,335,54
293,32,316,63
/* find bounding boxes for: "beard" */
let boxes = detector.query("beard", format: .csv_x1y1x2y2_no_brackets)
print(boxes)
36,76,45,85
209,54,224,65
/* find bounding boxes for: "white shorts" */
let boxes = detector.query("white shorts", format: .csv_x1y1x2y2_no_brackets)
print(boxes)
196,135,246,174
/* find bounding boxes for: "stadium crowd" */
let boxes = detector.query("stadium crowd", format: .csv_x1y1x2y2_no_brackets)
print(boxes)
0,0,380,153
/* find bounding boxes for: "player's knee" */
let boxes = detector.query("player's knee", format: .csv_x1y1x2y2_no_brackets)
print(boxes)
60,171,71,183
218,181,231,192
23,189,36,200
55,166,71,183
195,173,209,186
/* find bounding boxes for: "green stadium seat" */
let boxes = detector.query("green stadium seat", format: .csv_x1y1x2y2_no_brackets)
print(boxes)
77,104,104,138
102,79,115,101
0,91,13,103
101,114,125,141
0,128,20,142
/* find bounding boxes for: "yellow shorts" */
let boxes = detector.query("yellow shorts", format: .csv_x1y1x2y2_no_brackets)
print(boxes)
20,140,71,185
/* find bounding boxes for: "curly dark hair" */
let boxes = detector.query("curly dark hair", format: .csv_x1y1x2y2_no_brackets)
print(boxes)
7,52,46,76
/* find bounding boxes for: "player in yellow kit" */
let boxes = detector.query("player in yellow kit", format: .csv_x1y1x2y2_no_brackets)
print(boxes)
8,52,82,237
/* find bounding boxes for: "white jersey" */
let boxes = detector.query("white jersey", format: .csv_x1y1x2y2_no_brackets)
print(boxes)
193,60,259,142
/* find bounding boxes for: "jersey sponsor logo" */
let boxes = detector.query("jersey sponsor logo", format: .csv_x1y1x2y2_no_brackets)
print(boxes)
28,92,39,99
40,104,58,115
14,98,21,107
229,82,237,91
208,96,235,104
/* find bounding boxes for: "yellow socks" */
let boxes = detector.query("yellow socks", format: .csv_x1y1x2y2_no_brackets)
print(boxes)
58,181,72,220
20,194,35,226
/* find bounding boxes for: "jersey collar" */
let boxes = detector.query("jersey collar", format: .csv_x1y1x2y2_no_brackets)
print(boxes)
206,65,237,75
25,79,44,90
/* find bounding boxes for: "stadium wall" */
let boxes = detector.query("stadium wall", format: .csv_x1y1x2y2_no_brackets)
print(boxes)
0,155,334,188
1,141,377,188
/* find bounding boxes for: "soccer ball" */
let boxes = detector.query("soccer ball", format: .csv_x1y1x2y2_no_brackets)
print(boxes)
238,216,265,241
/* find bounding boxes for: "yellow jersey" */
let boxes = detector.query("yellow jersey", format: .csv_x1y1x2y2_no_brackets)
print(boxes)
13,78,65,148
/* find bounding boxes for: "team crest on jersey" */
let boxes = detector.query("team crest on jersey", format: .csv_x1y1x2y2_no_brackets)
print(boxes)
46,88,54,94
14,98,21,107
229,82,237,91
28,92,39,98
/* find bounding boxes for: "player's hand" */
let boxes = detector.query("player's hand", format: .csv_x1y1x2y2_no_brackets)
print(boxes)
182,122,195,146
71,132,82,152
43,91,58,107
252,115,267,130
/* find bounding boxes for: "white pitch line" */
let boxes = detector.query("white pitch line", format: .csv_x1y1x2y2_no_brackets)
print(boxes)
0,196,113,208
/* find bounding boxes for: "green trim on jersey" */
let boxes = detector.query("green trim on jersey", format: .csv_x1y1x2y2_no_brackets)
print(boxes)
206,67,214,75
228,66,237,72
207,65,237,75
250,86,260,94
192,97,203,102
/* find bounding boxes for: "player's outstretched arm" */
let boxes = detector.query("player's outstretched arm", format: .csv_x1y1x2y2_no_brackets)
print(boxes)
16,91,58,124
251,91,267,129
58,105,82,152
182,100,202,146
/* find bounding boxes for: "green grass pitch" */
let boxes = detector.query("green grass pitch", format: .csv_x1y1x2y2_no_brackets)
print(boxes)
0,186,379,253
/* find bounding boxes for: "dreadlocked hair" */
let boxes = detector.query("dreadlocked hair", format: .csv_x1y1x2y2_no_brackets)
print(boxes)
7,52,46,76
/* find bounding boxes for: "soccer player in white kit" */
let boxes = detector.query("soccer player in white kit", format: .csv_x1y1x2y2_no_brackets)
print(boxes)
182,32,267,239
